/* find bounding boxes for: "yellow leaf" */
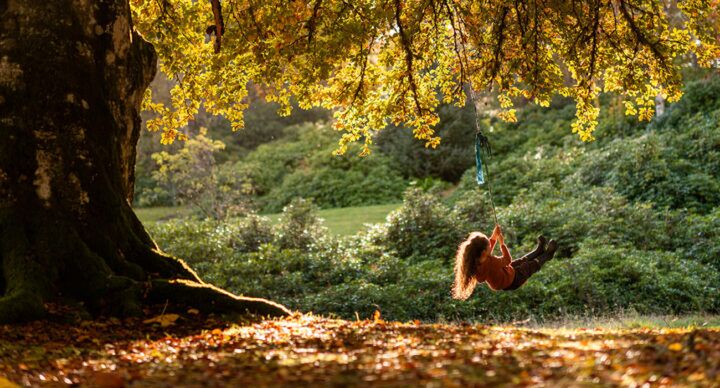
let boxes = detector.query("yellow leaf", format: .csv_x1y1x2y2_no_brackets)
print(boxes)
187,308,200,315
143,313,180,328
0,377,19,388
668,342,683,351
373,310,382,322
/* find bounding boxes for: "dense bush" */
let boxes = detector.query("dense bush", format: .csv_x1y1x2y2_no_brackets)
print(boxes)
653,75,720,131
147,214,275,264
235,124,407,212
367,188,465,263
546,242,720,315
239,123,335,196
500,183,679,257
150,187,719,322
375,103,479,182
262,148,406,212
133,79,331,206
136,129,257,218
573,126,720,212
674,207,720,270
273,198,328,251
450,76,720,213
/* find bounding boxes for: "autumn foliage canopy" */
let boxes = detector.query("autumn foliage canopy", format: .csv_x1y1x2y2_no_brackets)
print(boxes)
133,0,719,152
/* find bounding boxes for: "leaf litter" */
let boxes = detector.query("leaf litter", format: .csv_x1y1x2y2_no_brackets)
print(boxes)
1,305,718,386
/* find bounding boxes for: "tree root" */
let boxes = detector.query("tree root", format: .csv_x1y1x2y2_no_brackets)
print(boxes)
134,248,202,283
0,208,290,323
147,279,291,317
0,290,46,324
91,275,144,318
0,220,52,324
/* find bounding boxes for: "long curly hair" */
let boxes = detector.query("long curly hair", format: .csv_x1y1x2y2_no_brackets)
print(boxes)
451,232,489,300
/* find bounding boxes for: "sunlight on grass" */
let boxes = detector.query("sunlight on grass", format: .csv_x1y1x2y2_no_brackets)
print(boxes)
134,206,193,223
527,314,720,330
135,203,401,235
265,203,401,236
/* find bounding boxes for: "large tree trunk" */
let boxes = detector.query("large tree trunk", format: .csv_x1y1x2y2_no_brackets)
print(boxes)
0,0,289,323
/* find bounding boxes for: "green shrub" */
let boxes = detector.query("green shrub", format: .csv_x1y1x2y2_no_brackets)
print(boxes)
450,189,497,233
675,207,720,270
654,76,720,130
236,124,408,212
230,214,275,253
574,129,720,212
539,242,720,315
149,187,720,322
274,198,328,251
134,185,175,208
149,130,255,219
147,218,235,265
504,184,667,256
262,156,406,212
374,188,465,263
376,103,478,182
239,123,336,196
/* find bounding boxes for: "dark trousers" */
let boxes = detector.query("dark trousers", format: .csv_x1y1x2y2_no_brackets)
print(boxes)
503,247,553,291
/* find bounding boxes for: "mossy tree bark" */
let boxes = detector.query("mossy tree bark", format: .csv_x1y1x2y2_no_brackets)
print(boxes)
0,0,289,323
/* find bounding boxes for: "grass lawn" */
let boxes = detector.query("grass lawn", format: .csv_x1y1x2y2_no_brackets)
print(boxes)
134,206,194,223
135,203,401,236
526,314,720,330
265,203,401,236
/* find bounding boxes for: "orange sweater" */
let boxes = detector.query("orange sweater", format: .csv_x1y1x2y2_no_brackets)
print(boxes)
476,240,515,291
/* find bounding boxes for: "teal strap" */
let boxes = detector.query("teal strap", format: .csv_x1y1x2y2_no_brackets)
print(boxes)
475,133,485,185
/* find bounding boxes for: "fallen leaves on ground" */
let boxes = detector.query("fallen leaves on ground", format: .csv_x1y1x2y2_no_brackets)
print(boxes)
0,377,19,388
142,314,180,328
1,309,719,386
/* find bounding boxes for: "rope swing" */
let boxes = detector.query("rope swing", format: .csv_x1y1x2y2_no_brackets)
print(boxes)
469,88,500,227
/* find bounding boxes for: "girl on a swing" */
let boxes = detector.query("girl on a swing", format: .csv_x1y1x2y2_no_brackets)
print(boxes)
452,225,558,300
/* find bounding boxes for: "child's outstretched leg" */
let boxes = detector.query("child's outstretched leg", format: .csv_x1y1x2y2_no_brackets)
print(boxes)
504,240,558,291
535,240,558,265
509,236,546,267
